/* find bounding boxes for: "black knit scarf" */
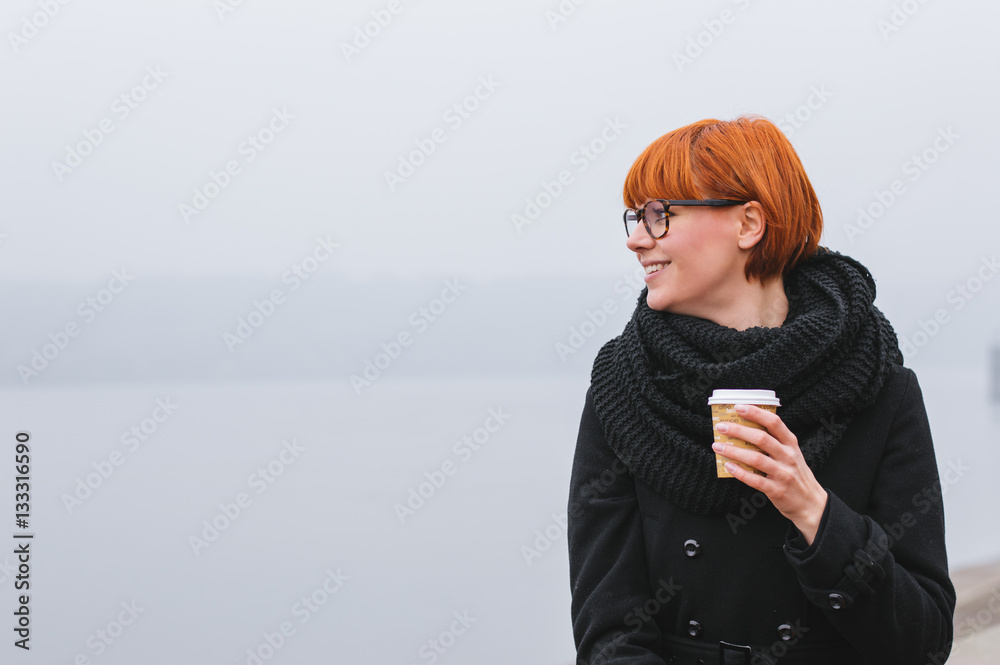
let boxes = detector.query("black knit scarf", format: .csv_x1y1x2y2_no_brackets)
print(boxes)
589,247,903,516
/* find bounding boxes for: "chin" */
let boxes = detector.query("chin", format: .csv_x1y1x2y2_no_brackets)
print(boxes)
646,285,703,317
645,288,676,312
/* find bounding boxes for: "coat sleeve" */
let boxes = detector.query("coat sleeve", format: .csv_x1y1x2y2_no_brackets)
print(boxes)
783,367,957,664
567,386,666,665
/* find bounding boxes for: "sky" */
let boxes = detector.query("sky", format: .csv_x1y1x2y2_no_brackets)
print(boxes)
3,0,998,386
1,0,997,288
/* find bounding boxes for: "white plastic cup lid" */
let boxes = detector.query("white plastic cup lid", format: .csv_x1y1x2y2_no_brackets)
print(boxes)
707,389,781,406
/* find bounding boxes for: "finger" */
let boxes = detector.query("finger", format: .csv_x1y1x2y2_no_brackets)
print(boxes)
714,421,785,460
733,405,798,447
712,441,777,476
722,459,769,492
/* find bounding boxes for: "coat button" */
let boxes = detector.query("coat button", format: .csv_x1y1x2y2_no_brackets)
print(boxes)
777,623,794,641
683,539,701,557
828,593,845,610
687,619,703,637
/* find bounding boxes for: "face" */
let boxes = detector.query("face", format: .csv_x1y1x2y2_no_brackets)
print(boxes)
626,200,749,316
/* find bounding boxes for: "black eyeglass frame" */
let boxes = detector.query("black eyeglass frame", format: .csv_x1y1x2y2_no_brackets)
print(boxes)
623,199,749,239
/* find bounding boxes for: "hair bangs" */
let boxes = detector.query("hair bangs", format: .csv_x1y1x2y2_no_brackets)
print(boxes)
622,125,710,209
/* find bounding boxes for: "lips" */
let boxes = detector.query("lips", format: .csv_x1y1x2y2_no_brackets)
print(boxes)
642,263,671,284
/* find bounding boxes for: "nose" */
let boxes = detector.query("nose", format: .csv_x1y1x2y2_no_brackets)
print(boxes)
626,222,655,252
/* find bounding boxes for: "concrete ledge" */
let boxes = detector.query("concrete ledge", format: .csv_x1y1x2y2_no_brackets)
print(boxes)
948,557,1000,665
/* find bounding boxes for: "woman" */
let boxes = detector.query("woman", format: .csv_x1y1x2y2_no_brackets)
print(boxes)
567,115,956,664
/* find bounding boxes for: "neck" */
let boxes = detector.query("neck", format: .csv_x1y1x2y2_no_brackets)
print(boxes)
707,276,789,331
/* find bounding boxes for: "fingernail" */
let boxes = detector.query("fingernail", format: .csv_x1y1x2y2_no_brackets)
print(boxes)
712,442,724,452
716,423,729,433
734,404,748,413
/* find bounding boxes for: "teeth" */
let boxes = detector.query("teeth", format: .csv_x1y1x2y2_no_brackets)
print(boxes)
645,263,666,275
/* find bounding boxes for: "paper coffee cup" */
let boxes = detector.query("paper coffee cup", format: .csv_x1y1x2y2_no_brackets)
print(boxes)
708,389,781,478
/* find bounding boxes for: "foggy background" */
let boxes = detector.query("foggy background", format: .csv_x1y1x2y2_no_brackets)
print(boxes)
1,1,998,663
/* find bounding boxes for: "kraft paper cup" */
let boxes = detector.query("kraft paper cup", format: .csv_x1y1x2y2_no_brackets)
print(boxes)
708,389,781,478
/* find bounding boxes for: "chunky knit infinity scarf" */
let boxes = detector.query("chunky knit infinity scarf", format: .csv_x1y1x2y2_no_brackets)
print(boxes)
590,247,903,516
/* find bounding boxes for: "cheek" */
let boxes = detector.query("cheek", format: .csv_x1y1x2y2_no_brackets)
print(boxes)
707,244,734,266
673,247,732,287
695,234,736,265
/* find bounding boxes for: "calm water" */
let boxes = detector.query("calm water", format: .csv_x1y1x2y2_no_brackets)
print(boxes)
2,365,995,664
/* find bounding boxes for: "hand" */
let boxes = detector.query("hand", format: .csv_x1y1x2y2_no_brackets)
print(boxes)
712,404,828,545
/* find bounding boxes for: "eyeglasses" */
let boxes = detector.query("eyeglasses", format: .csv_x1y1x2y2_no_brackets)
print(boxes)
623,199,749,239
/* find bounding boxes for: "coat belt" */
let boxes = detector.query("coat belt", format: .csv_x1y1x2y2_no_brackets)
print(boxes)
661,633,848,665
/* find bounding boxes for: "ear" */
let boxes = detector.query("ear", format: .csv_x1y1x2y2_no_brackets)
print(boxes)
736,201,766,250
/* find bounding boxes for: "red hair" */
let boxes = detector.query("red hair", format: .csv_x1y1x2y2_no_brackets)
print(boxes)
622,114,822,283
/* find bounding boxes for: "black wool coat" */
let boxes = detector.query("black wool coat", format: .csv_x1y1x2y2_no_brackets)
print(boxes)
567,362,957,665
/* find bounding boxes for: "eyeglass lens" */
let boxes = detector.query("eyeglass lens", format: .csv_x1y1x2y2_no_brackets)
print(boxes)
644,201,667,237
625,201,669,238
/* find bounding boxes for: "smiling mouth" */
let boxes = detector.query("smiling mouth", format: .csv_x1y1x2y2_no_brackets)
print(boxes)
644,262,670,275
